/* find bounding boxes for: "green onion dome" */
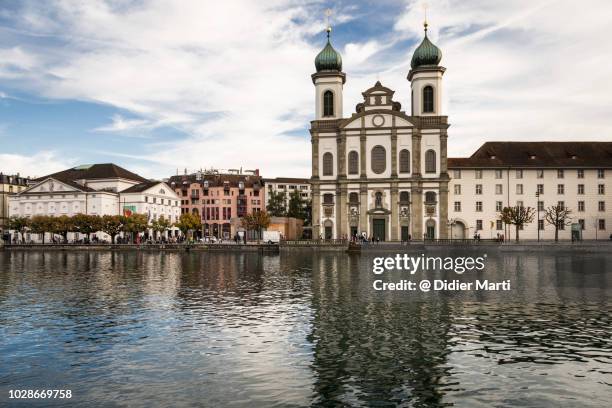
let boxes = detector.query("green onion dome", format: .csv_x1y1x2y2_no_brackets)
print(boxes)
410,23,442,69
315,28,342,72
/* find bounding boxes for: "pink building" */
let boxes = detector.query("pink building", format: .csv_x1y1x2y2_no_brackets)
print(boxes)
168,170,264,239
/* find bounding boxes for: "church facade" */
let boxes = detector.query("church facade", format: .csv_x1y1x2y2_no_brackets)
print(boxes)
310,24,449,240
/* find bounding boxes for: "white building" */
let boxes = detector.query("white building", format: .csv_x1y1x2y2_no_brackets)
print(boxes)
8,163,180,241
448,142,612,240
311,23,449,240
263,177,311,212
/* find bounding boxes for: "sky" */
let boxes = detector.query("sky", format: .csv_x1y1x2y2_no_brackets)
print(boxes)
1,0,611,180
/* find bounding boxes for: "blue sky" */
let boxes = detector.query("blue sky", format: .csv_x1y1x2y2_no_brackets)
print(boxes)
1,0,612,179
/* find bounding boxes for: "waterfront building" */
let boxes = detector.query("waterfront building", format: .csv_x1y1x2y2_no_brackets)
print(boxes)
0,173,29,236
8,163,180,241
263,177,311,212
168,169,264,239
448,142,612,240
310,23,449,240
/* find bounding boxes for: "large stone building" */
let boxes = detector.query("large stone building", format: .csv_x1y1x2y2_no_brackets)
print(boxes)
0,173,29,236
8,164,180,241
310,23,449,240
448,142,612,240
168,169,264,239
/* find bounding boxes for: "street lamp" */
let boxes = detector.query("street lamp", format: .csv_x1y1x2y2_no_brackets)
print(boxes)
535,191,540,242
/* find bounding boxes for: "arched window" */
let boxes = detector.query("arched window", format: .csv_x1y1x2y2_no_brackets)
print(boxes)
400,191,410,204
322,152,333,176
423,86,434,113
425,191,437,203
425,149,436,173
371,145,386,174
349,192,359,204
323,90,334,117
348,151,359,175
399,149,411,173
375,192,383,208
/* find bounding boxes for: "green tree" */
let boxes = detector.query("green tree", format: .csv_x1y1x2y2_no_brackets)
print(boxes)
29,215,53,244
123,213,149,243
287,190,307,220
151,215,172,240
72,214,102,241
101,215,125,244
544,205,573,242
175,213,202,240
266,190,287,217
8,216,30,242
241,210,271,240
499,206,535,242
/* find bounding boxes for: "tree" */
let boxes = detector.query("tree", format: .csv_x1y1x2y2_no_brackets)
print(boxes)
8,216,30,243
499,206,535,242
266,190,287,217
151,215,172,240
101,215,125,244
287,190,307,221
175,213,202,240
241,210,271,240
544,205,572,242
302,199,312,227
73,214,102,241
52,215,74,243
123,213,149,243
29,215,53,244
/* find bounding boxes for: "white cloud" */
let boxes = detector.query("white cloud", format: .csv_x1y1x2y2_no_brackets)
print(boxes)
0,151,74,178
1,0,612,177
93,114,152,134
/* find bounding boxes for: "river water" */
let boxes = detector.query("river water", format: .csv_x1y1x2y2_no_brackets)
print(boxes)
0,250,611,407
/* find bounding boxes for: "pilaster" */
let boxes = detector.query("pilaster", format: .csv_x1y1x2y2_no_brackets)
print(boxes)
390,183,399,240
438,181,449,239
411,182,423,240
390,123,398,178
412,129,422,177
359,184,368,235
311,131,320,179
312,184,321,238
338,184,347,238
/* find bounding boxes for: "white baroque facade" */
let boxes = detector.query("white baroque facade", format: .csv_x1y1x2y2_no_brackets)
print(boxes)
311,24,449,240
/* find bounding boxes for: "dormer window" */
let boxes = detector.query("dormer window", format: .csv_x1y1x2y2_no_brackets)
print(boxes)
203,180,209,189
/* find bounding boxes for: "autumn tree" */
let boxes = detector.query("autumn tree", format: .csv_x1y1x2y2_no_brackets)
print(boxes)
241,210,271,240
499,206,535,242
175,213,202,240
123,213,149,243
72,214,102,241
544,204,573,242
8,216,30,243
151,215,172,240
101,215,125,244
29,215,53,244
52,215,74,243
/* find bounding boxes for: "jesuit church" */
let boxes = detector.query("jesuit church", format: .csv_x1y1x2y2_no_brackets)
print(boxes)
310,22,449,240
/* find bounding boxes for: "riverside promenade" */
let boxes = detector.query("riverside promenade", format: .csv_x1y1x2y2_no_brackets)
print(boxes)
3,239,611,253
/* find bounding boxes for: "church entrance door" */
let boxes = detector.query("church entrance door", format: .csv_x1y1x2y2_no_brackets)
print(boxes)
373,219,386,241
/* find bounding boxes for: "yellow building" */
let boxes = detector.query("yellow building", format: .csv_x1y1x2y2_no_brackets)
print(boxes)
0,173,29,236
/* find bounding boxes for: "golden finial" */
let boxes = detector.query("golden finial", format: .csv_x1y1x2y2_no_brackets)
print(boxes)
423,2,429,33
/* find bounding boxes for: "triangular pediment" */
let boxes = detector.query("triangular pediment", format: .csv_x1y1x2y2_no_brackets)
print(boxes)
23,178,81,194
341,110,416,129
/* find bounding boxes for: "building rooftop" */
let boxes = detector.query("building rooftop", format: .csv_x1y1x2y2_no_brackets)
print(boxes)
168,172,263,188
0,173,29,186
263,177,310,184
39,163,149,184
448,142,612,168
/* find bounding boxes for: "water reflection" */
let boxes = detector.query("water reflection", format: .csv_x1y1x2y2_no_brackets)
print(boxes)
0,250,610,407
